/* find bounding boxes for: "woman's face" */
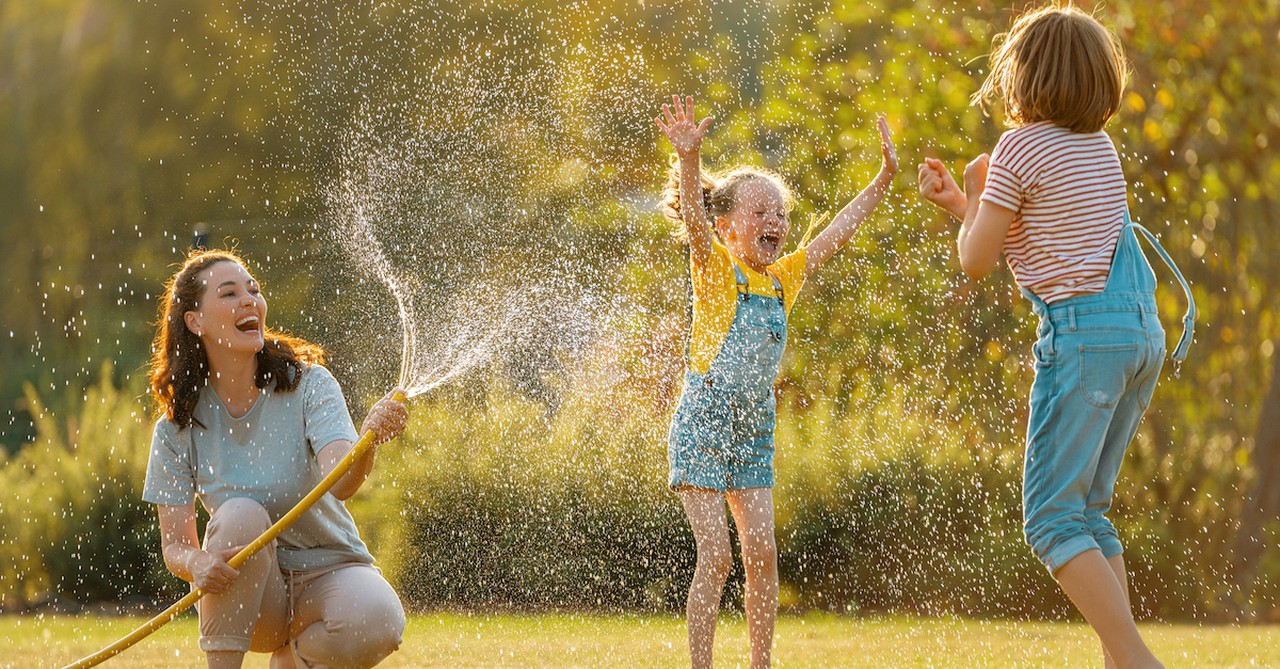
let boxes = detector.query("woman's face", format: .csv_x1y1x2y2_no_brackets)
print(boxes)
183,260,268,357
717,178,790,270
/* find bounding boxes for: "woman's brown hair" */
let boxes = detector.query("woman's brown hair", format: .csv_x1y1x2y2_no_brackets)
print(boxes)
149,250,325,429
661,158,794,242
974,4,1128,134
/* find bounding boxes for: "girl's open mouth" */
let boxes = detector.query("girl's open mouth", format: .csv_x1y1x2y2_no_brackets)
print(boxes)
235,315,260,333
758,233,782,255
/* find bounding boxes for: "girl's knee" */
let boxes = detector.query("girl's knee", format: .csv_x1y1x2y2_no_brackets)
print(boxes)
1024,515,1099,572
308,613,403,669
697,542,734,579
740,539,777,575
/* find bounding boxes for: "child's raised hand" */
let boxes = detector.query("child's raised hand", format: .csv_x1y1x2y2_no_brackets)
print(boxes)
655,95,714,158
917,157,966,220
963,153,990,197
876,115,898,176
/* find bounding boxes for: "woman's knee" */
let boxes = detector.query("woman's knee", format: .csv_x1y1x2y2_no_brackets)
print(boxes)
308,600,404,669
299,568,405,668
206,497,272,545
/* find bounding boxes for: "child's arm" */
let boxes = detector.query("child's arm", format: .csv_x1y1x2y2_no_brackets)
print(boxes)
804,116,898,276
918,155,1016,281
655,95,716,268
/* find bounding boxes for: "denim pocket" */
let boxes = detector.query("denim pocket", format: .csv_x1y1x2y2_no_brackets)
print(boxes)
1078,343,1140,408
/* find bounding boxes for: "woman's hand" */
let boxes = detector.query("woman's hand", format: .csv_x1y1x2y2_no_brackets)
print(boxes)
654,95,713,159
918,157,966,220
877,115,898,177
361,388,408,446
191,545,243,594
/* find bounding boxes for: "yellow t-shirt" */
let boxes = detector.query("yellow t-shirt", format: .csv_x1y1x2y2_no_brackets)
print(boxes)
687,241,807,375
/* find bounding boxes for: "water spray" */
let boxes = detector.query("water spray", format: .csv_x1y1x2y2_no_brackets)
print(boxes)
59,389,408,669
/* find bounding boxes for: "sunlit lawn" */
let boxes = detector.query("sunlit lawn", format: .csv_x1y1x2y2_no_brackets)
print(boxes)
17,612,1274,668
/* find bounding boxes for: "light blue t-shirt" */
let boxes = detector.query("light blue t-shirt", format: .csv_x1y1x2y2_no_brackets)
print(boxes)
143,364,374,572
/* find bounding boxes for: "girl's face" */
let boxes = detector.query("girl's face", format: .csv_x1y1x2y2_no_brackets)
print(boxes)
183,260,267,358
717,178,790,271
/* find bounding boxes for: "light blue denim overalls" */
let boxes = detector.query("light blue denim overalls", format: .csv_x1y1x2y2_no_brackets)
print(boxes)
668,263,787,491
1021,212,1195,572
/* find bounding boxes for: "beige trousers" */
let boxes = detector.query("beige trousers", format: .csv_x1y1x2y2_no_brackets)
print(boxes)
197,498,405,669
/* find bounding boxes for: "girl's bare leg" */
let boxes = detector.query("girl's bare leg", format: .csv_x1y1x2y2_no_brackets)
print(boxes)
726,487,777,669
1103,553,1134,669
1055,549,1163,669
680,488,733,669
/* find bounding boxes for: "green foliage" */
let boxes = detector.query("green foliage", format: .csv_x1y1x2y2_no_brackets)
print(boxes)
365,378,1180,619
0,367,175,610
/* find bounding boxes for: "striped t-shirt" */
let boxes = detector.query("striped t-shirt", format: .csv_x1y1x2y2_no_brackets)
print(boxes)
981,121,1127,303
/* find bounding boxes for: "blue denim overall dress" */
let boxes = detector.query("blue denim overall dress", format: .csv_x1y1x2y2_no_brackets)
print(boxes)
1021,212,1195,572
668,263,787,491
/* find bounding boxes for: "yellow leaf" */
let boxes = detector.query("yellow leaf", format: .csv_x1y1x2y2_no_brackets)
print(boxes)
1126,91,1147,114
1143,118,1162,142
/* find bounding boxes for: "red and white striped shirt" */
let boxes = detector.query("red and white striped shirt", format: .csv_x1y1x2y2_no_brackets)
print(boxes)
981,121,1127,304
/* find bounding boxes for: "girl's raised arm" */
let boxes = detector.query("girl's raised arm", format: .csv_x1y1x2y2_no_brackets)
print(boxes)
804,116,898,275
655,95,715,267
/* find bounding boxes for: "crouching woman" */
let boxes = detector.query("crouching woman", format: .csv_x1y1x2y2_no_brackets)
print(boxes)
143,249,408,669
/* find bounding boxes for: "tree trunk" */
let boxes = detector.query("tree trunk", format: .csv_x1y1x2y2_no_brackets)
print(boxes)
1231,344,1280,618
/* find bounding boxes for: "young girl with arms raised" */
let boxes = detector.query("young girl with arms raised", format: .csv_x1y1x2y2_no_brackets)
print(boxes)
918,6,1194,668
655,96,896,669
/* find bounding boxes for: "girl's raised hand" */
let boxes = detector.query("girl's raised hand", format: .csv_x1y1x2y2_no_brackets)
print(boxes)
877,115,898,176
655,95,713,158
918,157,966,220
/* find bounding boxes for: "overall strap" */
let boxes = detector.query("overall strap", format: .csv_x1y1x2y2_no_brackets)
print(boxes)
732,262,750,300
1131,222,1197,372
731,262,784,306
768,273,785,307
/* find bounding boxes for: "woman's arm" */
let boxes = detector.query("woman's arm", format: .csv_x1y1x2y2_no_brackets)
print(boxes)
655,95,716,268
804,116,898,275
321,389,408,501
156,504,240,593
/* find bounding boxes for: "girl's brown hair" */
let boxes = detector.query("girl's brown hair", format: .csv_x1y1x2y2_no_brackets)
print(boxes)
974,4,1127,134
661,158,794,241
149,249,325,429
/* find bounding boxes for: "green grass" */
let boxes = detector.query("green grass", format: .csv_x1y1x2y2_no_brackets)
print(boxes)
17,612,1274,668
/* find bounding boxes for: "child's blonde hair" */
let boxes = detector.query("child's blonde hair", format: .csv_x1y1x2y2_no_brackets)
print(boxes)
974,3,1128,134
661,159,795,242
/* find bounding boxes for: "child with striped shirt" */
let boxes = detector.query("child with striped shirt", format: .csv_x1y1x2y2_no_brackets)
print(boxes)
918,6,1194,669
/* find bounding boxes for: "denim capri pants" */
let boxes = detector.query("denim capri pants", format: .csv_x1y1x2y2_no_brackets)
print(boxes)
1021,216,1194,573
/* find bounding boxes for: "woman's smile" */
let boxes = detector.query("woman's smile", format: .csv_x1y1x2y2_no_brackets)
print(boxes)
187,260,268,355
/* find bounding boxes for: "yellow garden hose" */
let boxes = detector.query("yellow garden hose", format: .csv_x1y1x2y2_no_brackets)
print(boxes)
60,391,407,669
